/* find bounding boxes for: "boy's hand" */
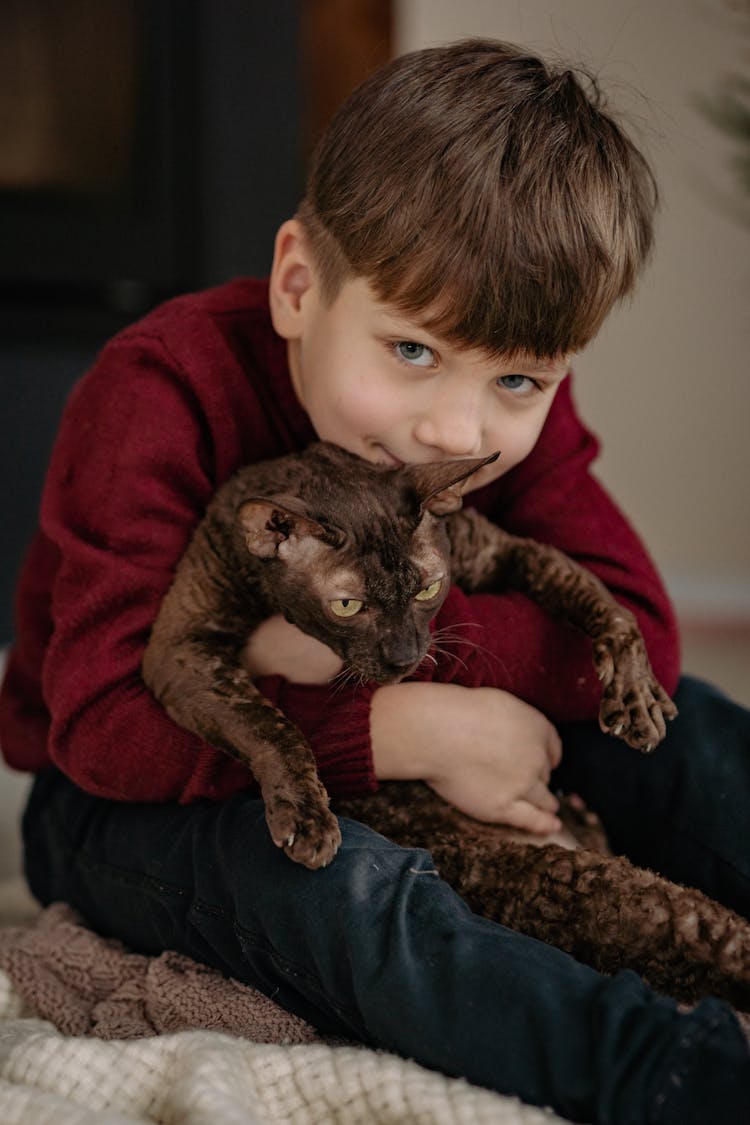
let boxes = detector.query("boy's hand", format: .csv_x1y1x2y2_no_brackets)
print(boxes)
242,615,344,683
371,682,563,834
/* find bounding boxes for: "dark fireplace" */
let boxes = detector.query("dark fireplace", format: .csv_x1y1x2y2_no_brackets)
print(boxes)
0,0,304,641
0,0,304,327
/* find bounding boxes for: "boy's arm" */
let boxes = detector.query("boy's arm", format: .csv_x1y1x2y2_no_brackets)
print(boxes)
30,342,245,803
25,337,377,803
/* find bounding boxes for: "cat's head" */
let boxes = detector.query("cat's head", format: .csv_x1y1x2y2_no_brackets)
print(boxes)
237,444,499,684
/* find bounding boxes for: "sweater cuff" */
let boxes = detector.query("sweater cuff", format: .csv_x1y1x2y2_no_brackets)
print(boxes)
257,676,379,799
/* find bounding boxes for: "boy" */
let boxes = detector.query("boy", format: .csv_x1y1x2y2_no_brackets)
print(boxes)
2,39,749,1123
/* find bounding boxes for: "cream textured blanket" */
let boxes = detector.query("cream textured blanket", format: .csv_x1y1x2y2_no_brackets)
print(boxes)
0,879,570,1125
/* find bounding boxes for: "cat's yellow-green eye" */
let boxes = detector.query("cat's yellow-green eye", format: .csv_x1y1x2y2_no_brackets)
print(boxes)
415,579,442,602
330,597,364,618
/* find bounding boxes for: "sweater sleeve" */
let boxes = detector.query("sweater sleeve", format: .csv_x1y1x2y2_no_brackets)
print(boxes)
34,336,258,802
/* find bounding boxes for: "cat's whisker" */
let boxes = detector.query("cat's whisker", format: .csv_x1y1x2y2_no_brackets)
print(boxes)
431,621,484,634
328,665,362,695
430,632,478,654
431,632,470,647
432,626,497,658
429,626,511,680
429,645,469,674
431,622,484,640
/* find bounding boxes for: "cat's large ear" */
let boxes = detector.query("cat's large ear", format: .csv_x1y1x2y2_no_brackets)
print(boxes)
409,451,500,515
238,496,342,558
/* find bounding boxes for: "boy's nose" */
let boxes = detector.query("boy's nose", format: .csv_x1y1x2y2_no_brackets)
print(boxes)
413,394,483,457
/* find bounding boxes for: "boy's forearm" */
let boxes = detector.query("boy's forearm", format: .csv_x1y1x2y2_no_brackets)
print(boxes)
369,683,435,781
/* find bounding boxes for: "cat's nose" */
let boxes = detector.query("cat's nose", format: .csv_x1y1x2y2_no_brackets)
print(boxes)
379,634,423,678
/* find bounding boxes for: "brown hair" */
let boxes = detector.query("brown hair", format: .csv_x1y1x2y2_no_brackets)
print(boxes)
297,39,658,359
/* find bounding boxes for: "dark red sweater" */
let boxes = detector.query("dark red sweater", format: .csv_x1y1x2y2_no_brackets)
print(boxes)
0,279,680,802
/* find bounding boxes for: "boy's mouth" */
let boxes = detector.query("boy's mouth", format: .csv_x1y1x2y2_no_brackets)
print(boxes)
373,444,405,468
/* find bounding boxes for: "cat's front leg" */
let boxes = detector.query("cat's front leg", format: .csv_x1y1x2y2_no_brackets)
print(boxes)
189,680,343,869
240,702,343,869
143,635,341,868
446,509,677,751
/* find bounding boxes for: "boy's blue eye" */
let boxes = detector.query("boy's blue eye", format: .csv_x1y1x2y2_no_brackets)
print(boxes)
395,341,435,367
498,374,534,393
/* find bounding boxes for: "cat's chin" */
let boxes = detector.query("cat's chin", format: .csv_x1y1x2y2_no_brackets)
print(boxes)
362,666,422,686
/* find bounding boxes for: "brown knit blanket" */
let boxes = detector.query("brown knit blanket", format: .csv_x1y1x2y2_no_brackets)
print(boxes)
0,900,322,1044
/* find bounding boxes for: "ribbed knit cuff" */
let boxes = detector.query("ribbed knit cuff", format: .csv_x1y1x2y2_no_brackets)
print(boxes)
256,676,379,799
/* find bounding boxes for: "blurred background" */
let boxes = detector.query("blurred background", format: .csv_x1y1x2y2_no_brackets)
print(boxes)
1,1,748,870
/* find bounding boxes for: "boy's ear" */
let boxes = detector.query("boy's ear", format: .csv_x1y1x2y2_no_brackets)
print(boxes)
269,219,317,340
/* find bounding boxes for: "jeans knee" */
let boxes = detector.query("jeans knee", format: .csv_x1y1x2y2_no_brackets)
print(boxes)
337,817,438,887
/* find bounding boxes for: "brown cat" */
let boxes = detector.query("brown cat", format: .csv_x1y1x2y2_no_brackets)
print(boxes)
142,441,750,1007
143,440,673,869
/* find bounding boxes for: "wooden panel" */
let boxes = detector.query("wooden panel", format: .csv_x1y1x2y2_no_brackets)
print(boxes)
301,0,393,154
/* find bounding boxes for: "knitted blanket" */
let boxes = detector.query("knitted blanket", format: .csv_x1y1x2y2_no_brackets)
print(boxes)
0,880,570,1125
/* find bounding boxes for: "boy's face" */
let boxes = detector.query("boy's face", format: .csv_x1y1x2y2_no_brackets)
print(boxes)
271,224,569,494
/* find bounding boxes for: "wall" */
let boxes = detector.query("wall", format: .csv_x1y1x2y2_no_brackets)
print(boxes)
395,0,750,624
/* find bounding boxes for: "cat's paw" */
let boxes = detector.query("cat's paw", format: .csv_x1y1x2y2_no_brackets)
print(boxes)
266,799,342,869
594,635,678,752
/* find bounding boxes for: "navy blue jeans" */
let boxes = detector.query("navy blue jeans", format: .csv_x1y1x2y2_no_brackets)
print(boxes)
22,677,750,1124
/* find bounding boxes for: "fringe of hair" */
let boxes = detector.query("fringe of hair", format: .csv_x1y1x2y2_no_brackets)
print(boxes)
297,39,657,358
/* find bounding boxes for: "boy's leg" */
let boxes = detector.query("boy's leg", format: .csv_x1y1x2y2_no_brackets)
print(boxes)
22,767,749,1125
555,676,750,919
